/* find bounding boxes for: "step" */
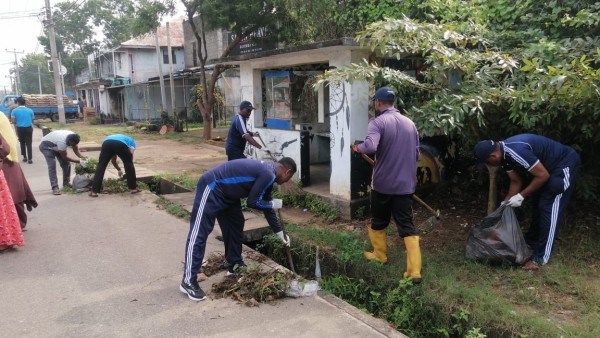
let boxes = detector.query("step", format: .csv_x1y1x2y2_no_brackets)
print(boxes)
161,191,271,242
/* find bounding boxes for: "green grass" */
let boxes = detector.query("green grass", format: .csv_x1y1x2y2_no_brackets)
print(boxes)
154,173,199,191
39,121,206,144
41,122,129,143
268,217,600,338
154,196,191,220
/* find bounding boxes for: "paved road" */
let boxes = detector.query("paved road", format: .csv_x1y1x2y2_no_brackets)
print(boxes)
0,128,405,338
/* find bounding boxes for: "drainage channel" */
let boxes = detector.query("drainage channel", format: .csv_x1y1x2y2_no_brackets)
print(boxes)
141,176,453,337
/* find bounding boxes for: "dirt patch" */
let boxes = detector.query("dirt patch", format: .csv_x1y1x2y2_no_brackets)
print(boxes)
134,139,226,174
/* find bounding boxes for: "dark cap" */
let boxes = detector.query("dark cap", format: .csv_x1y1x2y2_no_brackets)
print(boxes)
240,101,255,111
372,86,396,102
473,140,496,163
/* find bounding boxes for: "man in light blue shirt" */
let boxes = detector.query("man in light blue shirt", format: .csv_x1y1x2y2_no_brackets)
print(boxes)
89,134,139,197
10,97,34,163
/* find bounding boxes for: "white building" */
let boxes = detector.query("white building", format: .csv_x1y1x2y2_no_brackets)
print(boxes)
75,19,190,122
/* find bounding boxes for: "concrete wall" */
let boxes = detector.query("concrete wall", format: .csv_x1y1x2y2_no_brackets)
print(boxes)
249,127,302,182
127,48,185,84
123,79,193,121
236,47,370,199
183,18,226,68
98,89,111,116
328,50,370,200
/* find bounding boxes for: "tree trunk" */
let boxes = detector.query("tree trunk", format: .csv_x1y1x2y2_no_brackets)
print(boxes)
486,164,499,214
198,99,212,141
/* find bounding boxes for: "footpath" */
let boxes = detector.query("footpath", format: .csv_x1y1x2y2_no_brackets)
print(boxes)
0,127,406,338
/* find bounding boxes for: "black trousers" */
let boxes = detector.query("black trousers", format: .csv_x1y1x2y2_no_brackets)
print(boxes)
92,140,136,192
371,190,416,237
16,126,33,160
226,147,246,161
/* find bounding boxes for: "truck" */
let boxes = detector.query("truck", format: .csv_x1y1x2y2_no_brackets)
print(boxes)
1,94,79,122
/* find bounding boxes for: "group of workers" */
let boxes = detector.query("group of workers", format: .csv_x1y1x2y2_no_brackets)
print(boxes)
2,92,580,301
351,87,579,275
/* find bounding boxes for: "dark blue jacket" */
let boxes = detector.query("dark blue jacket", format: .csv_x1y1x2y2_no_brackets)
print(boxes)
199,159,281,233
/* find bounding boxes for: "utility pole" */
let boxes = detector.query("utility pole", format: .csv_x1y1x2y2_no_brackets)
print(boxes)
59,55,65,96
154,26,167,113
44,0,66,124
37,65,43,94
5,49,24,94
167,22,177,123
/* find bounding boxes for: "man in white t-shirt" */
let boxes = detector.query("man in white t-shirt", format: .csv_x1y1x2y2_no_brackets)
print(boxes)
38,130,85,195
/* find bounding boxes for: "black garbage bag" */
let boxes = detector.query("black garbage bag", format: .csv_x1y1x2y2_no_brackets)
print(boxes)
465,205,531,265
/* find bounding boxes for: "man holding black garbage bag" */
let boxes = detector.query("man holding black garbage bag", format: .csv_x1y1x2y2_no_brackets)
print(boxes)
474,134,580,270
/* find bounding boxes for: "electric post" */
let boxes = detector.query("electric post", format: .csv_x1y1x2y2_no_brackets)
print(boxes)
5,49,24,94
38,65,43,94
44,0,66,124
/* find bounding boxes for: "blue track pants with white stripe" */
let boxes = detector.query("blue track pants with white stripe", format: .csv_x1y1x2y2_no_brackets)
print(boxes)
182,180,245,285
525,152,580,265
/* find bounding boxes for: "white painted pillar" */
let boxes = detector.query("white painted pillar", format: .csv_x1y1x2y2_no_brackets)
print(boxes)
239,62,262,129
329,50,370,199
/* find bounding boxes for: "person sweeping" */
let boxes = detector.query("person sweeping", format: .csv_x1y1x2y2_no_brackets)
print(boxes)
351,86,422,282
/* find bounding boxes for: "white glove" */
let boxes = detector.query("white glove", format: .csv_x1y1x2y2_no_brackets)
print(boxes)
276,231,290,247
79,159,88,167
506,193,524,207
271,199,283,209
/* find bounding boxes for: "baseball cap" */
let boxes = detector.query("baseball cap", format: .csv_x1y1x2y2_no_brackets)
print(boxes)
240,101,255,110
372,86,396,102
473,140,496,163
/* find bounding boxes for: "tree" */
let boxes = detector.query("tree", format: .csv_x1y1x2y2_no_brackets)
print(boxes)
18,53,56,95
319,0,600,203
38,0,174,90
182,0,294,140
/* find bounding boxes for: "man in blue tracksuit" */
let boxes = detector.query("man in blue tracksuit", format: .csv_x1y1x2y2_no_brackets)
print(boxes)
225,101,263,160
180,157,296,301
474,134,580,270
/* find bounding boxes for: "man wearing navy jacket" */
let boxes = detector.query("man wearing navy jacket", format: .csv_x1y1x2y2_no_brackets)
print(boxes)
474,134,580,270
180,157,296,301
225,101,263,160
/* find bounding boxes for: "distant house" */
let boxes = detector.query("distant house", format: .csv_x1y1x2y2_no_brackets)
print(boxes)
75,19,190,122
181,17,243,125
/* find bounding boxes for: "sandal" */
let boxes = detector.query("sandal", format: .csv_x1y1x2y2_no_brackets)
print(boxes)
130,189,142,194
522,260,540,271
89,191,98,197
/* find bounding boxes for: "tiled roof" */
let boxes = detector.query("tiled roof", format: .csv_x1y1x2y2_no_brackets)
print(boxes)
120,18,185,48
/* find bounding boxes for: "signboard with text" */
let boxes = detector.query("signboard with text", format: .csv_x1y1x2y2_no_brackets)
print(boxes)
227,28,276,56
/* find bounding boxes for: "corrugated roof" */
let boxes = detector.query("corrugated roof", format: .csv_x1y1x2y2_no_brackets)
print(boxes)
120,18,185,49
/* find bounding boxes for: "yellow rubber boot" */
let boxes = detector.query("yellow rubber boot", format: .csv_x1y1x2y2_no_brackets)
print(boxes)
403,236,422,282
364,225,387,263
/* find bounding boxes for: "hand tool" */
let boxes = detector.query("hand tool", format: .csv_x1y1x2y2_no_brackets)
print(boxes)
254,132,277,161
358,152,441,234
277,209,296,273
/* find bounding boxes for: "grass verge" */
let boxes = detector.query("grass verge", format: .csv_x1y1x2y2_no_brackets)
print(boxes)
154,196,191,220
258,217,600,338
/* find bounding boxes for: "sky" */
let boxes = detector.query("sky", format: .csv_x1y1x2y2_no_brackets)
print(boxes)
0,0,52,90
0,0,184,91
